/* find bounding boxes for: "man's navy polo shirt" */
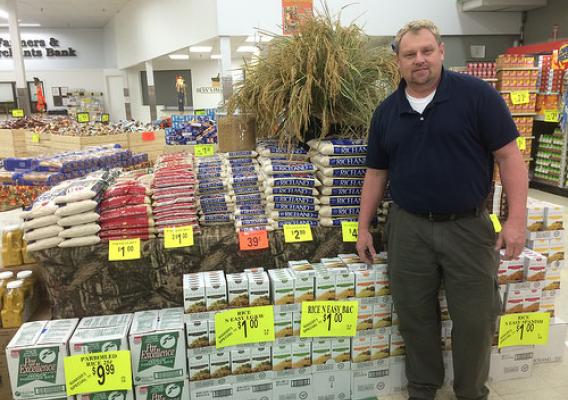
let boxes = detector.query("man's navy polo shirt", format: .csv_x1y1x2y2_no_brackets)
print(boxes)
366,68,518,214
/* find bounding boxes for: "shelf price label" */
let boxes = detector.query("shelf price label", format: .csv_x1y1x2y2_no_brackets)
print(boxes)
498,312,550,348
510,91,530,105
239,229,269,251
164,226,194,248
64,350,132,395
100,113,110,123
109,238,141,261
489,214,502,233
31,133,41,144
283,223,313,243
77,112,90,123
516,137,526,151
215,306,275,348
544,110,560,123
194,144,215,157
11,109,24,118
341,221,358,242
141,131,155,141
300,301,358,338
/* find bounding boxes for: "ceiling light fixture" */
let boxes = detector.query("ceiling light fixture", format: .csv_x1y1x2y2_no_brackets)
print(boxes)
237,46,258,53
210,54,222,59
169,54,189,60
245,35,273,43
0,22,41,27
189,46,212,53
0,9,9,19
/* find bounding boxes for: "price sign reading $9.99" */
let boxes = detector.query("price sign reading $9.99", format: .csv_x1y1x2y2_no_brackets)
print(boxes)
300,301,358,337
283,223,313,243
215,306,275,348
64,350,132,395
164,226,194,248
108,238,141,261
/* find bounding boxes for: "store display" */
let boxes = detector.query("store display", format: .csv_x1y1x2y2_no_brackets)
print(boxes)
166,114,217,145
196,154,234,226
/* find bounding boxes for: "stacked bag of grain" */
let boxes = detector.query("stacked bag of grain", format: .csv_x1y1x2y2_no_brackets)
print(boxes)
257,140,320,230
309,139,367,227
54,170,117,247
99,171,155,241
196,154,235,226
227,151,268,231
151,153,199,236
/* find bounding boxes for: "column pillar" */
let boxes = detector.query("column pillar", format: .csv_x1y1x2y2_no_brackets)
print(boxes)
121,70,132,120
219,36,233,103
7,0,31,115
145,60,157,121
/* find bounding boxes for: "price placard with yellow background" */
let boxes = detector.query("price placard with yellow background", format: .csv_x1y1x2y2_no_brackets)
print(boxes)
76,112,90,123
341,221,358,242
498,312,550,348
300,301,358,338
194,144,215,157
283,223,313,243
215,306,275,348
64,350,132,396
109,238,141,261
544,110,560,123
516,137,526,151
510,90,530,105
164,226,194,248
11,109,24,118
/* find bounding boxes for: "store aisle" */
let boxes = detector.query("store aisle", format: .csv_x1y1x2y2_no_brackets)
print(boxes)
382,189,568,400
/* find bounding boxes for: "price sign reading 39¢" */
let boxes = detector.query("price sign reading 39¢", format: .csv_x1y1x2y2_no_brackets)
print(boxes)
238,229,269,251
215,306,275,348
300,301,358,338
498,312,550,348
164,226,194,248
283,223,313,243
109,238,141,261
64,350,132,395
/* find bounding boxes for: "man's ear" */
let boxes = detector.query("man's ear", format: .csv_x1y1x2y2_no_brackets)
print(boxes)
440,42,445,62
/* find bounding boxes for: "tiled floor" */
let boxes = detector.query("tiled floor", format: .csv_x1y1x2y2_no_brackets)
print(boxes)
382,189,568,400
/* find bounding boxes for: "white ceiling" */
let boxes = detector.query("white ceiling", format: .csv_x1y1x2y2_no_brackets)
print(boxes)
0,0,130,28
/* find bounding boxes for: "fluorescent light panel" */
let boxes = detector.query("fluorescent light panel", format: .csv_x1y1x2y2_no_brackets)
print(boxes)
0,23,41,27
210,54,221,59
245,35,273,43
189,46,212,53
0,9,9,19
169,54,189,60
237,46,258,53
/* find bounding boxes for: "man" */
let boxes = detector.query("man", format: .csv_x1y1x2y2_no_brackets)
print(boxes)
356,20,527,400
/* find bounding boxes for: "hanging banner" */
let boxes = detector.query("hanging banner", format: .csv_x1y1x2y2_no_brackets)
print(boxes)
282,0,313,36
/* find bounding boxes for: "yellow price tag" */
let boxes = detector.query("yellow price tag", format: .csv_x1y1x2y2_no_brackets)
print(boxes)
516,137,526,151
498,312,550,348
164,226,194,248
64,350,132,396
283,223,313,243
77,112,90,123
300,301,358,338
11,109,24,118
101,113,110,123
108,238,141,261
215,306,275,348
32,133,41,144
194,144,215,157
510,91,530,105
544,110,560,123
489,214,502,233
341,221,358,242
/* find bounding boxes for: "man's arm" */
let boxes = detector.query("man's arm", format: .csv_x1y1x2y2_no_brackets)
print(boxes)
494,140,528,259
356,168,388,263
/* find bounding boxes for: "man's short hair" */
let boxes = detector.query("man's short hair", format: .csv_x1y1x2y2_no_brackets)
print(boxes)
391,20,442,54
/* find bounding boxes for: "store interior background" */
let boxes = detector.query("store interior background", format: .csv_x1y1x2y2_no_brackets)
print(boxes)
0,0,565,123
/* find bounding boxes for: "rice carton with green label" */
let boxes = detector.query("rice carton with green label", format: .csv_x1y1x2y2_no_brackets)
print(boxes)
77,390,134,400
7,319,79,399
134,379,189,400
129,308,187,384
70,314,133,356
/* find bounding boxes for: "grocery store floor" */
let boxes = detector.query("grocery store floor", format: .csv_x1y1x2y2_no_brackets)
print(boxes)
383,189,568,400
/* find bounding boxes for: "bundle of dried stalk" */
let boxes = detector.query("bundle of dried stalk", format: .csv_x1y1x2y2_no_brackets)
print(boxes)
228,7,400,146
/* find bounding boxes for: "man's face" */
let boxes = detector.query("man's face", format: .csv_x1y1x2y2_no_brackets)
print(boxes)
396,28,445,89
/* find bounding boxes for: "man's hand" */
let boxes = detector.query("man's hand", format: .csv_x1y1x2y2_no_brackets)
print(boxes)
495,219,526,259
356,229,376,264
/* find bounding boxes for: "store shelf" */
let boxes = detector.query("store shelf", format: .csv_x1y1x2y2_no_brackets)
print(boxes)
497,67,539,72
482,78,498,82
511,112,538,117
534,115,560,123
530,179,568,196
499,90,537,94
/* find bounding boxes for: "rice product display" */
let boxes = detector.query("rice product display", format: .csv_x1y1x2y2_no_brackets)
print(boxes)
152,153,200,236
166,114,217,145
196,154,235,226
257,140,320,230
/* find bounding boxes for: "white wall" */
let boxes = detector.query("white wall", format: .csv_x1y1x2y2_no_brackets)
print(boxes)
111,0,219,69
525,0,568,44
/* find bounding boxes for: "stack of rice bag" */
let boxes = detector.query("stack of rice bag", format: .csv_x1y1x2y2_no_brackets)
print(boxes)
54,170,116,247
152,153,200,237
257,140,320,230
196,155,235,226
166,114,217,145
99,171,155,242
227,151,268,231
309,139,367,227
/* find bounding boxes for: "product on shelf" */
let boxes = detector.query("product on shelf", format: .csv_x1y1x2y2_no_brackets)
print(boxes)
166,114,217,145
196,154,235,227
496,54,535,69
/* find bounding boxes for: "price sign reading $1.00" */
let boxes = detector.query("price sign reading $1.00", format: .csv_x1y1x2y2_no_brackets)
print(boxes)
498,312,550,348
341,221,358,242
300,301,358,338
215,306,275,348
283,223,313,243
108,238,141,261
64,350,132,395
164,226,194,248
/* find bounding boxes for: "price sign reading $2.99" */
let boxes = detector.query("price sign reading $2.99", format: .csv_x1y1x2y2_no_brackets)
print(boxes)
300,301,358,338
164,226,194,248
283,223,313,243
215,306,275,348
108,238,141,261
64,350,132,395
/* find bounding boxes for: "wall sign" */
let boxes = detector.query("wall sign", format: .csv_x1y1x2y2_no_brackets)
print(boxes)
196,87,222,94
0,37,77,58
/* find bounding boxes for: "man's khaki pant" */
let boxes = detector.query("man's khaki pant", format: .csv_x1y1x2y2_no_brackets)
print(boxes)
386,204,502,400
